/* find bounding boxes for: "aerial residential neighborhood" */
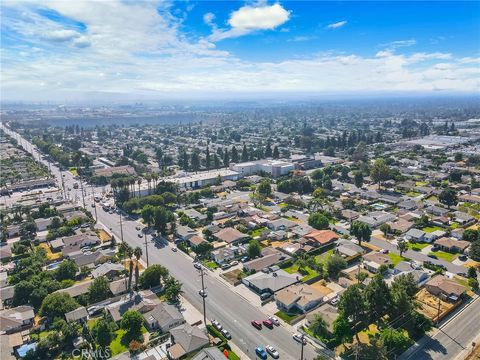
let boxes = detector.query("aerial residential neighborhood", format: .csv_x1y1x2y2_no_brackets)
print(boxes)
1,1,480,360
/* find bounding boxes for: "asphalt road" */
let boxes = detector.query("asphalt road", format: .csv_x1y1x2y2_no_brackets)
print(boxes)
401,296,480,360
2,125,320,360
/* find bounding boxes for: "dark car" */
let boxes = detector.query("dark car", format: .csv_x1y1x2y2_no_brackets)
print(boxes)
260,292,272,301
251,320,262,330
427,254,438,259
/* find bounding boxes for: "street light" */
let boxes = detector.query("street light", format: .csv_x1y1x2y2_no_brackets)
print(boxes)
199,266,207,327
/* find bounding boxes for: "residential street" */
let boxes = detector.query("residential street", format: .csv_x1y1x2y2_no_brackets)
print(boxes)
3,125,321,359
401,296,480,360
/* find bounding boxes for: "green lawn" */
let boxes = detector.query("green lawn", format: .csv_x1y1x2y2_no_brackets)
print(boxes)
283,263,300,274
203,260,218,270
275,309,301,324
250,226,267,238
409,243,430,251
315,249,334,265
388,253,409,265
406,191,421,197
429,251,457,262
87,318,99,330
110,329,128,356
422,226,443,233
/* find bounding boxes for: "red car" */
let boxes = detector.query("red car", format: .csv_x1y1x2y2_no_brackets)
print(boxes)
263,319,274,329
251,320,262,330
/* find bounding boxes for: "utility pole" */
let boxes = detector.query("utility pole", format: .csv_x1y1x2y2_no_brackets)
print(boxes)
143,232,149,267
60,173,66,200
436,297,442,325
119,212,124,243
79,177,86,209
91,186,98,223
200,267,207,327
300,334,305,360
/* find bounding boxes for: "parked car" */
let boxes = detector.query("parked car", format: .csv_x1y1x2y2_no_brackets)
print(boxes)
266,345,280,359
268,316,280,326
211,320,222,330
293,333,307,345
251,320,262,330
193,262,202,270
459,255,468,261
255,347,268,360
380,249,389,254
221,263,231,270
241,256,249,263
263,319,274,329
221,329,232,340
427,254,438,259
260,292,272,301
171,247,178,252
137,233,143,238
330,296,340,306
198,289,207,298
230,260,239,266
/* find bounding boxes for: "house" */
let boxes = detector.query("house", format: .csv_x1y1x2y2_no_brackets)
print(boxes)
192,347,227,360
175,226,197,242
434,237,470,253
69,249,114,268
0,245,12,261
168,324,209,360
388,218,414,234
188,235,208,248
362,252,392,273
0,306,34,333
334,239,364,261
106,290,161,322
357,211,396,228
65,306,88,323
143,303,185,332
391,261,430,285
340,209,360,222
55,280,93,298
0,286,15,307
425,275,466,302
304,230,339,248
242,269,298,294
211,248,235,264
453,211,475,226
213,227,249,245
61,232,100,257
243,252,289,273
405,228,427,242
109,279,129,296
426,206,449,217
275,283,324,313
267,218,297,231
34,218,52,232
305,303,338,333
182,209,207,222
91,262,125,279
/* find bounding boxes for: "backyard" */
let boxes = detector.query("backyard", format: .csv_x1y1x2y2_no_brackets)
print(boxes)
388,252,409,265
429,250,457,262
409,242,430,251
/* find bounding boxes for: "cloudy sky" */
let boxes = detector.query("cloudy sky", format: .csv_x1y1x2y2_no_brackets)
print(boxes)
1,1,479,101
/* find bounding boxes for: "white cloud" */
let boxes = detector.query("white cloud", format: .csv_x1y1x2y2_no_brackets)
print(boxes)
44,29,80,42
327,20,347,29
1,0,479,101
209,3,291,41
289,35,316,42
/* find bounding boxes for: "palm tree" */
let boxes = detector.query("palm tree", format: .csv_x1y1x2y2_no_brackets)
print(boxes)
127,246,134,292
137,178,142,197
133,247,142,290
145,173,151,195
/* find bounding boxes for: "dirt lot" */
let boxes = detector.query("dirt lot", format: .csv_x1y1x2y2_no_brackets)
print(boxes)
309,280,333,296
123,259,145,271
221,269,244,285
39,243,61,260
416,288,459,322
97,229,112,242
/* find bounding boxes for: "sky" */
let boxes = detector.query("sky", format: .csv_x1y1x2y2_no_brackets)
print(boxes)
1,0,479,102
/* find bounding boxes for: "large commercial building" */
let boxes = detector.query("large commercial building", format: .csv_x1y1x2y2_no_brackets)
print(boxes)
230,159,295,177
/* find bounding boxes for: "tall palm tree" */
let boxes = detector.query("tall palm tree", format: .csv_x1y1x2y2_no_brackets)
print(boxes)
145,173,151,195
127,246,134,292
137,178,142,197
133,247,142,290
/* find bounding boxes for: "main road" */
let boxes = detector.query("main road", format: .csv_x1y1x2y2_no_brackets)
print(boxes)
1,124,321,360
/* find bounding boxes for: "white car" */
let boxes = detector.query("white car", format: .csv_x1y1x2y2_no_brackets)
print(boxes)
268,316,280,326
211,319,222,331
266,345,279,359
193,262,202,270
330,296,340,306
171,247,178,252
292,333,307,345
198,289,207,298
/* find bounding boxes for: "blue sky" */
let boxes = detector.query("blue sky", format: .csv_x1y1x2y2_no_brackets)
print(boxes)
1,1,479,101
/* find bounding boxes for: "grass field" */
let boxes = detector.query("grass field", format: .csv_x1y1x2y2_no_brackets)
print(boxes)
110,329,128,355
275,309,301,324
422,226,443,233
203,260,219,270
388,252,409,265
409,243,430,251
429,251,456,262
315,249,334,265
250,226,267,238
38,243,61,260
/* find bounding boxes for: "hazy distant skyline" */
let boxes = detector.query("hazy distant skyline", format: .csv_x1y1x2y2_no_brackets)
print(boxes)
1,1,479,102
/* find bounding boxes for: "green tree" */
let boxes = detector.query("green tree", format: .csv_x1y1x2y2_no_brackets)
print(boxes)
439,188,458,209
40,293,79,319
248,239,262,259
353,171,364,188
121,310,144,339
272,145,280,159
397,238,408,257
468,266,477,278
338,284,366,342
308,212,329,230
364,274,392,323
379,328,413,355
257,179,272,198
468,278,479,291
139,264,169,289
350,221,372,247
333,314,353,346
326,254,347,279
141,205,155,227
370,158,391,189
88,276,112,304
310,314,329,339
463,229,479,242
94,318,115,348
379,223,391,237
164,276,183,303
470,241,480,261
55,260,78,281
